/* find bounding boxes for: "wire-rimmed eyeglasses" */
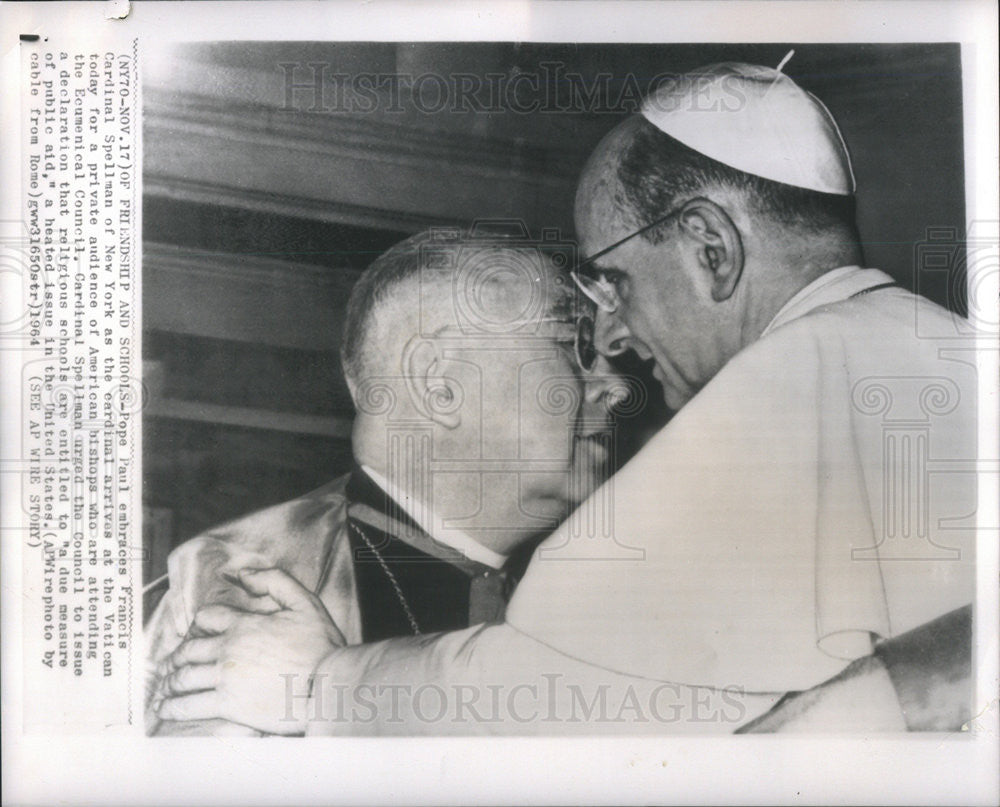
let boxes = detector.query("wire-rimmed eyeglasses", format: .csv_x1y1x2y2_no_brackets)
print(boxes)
439,316,599,376
570,205,684,313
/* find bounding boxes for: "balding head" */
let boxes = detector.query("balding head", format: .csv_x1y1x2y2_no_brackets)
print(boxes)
576,115,861,259
341,229,575,387
572,113,865,411
342,227,623,553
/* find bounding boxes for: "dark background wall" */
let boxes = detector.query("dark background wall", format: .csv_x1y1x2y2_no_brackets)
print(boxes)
142,42,966,587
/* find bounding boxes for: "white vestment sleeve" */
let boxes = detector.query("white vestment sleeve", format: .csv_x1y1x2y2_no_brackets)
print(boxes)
304,623,780,735
504,285,976,692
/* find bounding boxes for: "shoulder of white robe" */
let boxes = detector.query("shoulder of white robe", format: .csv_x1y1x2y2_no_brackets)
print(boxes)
507,293,976,691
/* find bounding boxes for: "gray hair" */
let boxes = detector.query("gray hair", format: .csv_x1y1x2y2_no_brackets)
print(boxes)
340,228,574,382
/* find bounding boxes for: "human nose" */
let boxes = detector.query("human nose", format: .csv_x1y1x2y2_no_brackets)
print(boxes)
593,307,631,358
579,356,631,433
582,354,621,404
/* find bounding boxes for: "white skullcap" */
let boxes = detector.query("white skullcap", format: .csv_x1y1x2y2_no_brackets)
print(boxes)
640,60,856,195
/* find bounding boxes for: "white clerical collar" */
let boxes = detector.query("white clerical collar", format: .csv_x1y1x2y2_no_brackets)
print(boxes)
361,465,508,570
761,266,898,338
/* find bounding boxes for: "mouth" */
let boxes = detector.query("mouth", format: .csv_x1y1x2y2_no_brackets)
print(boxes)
577,431,613,470
648,362,685,410
575,429,609,448
568,433,613,502
632,342,654,362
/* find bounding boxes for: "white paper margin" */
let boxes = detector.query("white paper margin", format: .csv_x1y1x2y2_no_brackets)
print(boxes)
1,2,997,805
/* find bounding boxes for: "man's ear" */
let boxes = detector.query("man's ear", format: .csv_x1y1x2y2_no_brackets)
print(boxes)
401,336,462,429
677,197,745,302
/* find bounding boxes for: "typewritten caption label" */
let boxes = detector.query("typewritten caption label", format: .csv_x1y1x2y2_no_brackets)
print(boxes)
20,44,140,732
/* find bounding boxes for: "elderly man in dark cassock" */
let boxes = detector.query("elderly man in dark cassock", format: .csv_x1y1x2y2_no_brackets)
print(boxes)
146,228,625,735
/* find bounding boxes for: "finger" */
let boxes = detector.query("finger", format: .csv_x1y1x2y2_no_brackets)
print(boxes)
157,690,223,723
238,567,314,611
162,663,221,697
159,635,224,679
218,571,281,614
190,603,240,636
241,594,283,615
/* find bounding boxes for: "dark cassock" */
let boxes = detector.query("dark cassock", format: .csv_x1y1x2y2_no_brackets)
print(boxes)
144,466,520,736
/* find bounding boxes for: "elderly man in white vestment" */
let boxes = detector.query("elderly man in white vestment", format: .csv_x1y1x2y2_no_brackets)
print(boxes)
157,61,976,734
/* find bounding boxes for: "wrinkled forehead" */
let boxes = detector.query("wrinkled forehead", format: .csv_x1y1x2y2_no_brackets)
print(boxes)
574,117,642,256
417,243,577,334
